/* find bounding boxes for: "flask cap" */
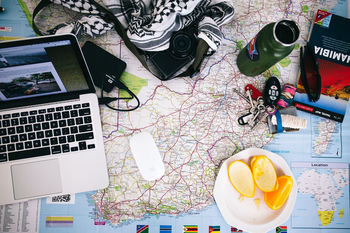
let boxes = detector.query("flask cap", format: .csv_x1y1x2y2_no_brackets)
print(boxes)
273,20,300,46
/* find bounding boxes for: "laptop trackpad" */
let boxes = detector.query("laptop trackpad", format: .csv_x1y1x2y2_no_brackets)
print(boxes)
11,159,63,200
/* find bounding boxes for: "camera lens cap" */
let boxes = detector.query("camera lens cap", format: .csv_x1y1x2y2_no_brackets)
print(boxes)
170,32,194,58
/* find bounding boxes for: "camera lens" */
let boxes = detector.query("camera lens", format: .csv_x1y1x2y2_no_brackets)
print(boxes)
170,32,193,58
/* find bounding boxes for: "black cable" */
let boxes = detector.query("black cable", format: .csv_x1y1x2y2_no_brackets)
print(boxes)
99,74,140,112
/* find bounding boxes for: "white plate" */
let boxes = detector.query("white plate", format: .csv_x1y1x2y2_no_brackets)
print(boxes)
213,148,297,233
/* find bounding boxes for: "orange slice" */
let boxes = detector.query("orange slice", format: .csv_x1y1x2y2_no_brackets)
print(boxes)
251,155,278,192
228,160,255,198
264,175,293,210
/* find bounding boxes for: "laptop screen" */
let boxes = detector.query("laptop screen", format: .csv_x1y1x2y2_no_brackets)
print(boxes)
0,34,95,109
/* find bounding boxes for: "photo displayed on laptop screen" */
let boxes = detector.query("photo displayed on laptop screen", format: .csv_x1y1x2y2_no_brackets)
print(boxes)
0,39,89,102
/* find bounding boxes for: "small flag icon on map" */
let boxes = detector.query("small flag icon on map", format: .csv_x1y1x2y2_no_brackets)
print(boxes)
184,225,198,232
231,227,243,232
209,225,220,232
276,226,287,233
137,225,149,233
46,216,73,227
160,225,172,233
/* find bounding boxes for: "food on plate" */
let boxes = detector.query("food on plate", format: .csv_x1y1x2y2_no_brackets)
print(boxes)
264,175,293,210
251,155,278,192
227,154,292,211
228,160,255,198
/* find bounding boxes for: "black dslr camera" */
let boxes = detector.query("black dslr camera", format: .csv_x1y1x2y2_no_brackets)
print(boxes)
144,24,199,80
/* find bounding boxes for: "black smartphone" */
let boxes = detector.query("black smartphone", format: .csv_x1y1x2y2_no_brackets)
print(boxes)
82,41,126,92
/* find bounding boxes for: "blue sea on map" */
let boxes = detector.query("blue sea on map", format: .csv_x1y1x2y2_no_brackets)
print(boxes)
331,0,348,16
0,0,36,38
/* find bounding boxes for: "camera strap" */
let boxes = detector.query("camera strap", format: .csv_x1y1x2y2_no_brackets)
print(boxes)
32,0,221,79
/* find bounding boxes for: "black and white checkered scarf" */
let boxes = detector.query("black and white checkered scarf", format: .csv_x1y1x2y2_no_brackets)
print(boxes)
47,0,234,53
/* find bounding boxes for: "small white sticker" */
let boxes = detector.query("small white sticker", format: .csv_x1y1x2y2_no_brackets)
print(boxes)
46,194,75,204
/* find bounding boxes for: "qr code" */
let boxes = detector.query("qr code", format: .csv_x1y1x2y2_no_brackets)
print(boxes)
47,194,75,204
52,194,71,202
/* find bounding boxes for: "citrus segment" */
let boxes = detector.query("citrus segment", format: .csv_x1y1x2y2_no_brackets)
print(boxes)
264,175,293,210
228,160,255,198
250,156,257,168
251,155,278,192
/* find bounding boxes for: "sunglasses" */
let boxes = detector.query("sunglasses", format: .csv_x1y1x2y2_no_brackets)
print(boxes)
300,44,321,102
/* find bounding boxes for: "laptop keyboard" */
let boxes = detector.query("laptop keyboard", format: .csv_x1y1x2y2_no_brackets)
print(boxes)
0,103,96,163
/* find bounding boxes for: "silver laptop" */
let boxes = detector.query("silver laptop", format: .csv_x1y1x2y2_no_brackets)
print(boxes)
0,34,109,205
